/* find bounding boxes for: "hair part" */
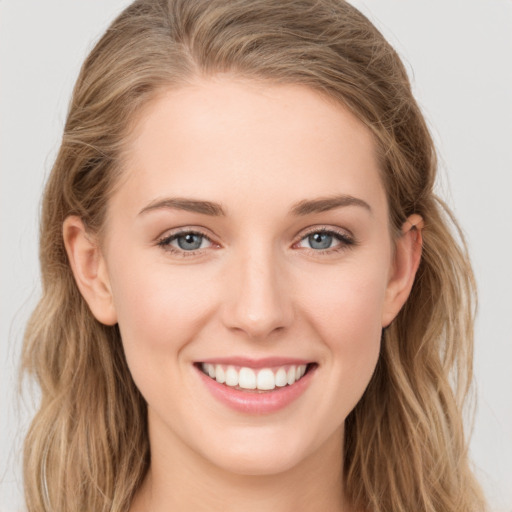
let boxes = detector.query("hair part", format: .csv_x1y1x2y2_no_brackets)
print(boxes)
21,1,486,511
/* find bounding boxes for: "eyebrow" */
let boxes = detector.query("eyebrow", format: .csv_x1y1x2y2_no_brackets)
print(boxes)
139,198,225,216
138,194,372,217
290,195,372,216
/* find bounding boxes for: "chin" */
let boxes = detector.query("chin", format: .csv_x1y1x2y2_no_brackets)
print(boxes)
205,443,307,477
193,422,341,478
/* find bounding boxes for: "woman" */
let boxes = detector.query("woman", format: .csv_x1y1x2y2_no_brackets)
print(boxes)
21,0,487,511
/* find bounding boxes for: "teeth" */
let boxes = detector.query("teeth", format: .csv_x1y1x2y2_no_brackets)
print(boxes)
286,366,296,385
201,363,309,391
207,364,216,379
257,369,275,390
239,367,256,389
225,366,239,387
215,366,225,384
275,368,287,387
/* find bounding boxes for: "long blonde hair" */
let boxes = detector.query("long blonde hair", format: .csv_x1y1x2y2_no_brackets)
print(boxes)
21,1,486,511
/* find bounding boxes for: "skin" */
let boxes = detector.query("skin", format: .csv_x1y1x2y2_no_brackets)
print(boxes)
64,78,423,512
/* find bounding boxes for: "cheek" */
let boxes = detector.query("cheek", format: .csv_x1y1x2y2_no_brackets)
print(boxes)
107,255,218,373
297,260,387,387
300,260,388,337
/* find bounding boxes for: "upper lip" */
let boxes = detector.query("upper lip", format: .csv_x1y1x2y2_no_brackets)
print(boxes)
197,357,313,368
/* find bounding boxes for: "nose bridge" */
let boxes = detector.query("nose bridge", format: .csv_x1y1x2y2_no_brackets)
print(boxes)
222,239,293,339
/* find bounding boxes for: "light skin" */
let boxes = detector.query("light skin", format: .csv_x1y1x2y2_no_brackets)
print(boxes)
63,78,423,512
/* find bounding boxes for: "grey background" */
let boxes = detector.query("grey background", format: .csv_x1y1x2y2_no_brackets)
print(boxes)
1,1,511,510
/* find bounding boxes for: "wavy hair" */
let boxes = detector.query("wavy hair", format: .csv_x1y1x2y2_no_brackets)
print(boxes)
21,1,486,511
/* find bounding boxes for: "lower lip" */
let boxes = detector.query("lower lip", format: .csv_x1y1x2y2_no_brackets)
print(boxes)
196,365,316,414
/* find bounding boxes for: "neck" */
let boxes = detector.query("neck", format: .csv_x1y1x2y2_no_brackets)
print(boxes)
131,423,350,512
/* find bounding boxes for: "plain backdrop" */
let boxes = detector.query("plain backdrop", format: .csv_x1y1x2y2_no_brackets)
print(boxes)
1,1,511,510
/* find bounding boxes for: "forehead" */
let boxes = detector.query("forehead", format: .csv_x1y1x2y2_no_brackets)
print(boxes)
114,78,387,221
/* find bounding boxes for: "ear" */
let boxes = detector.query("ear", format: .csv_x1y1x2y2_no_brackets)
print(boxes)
381,214,424,327
63,216,118,325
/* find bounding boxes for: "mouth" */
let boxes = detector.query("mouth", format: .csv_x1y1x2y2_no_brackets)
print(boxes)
195,361,317,393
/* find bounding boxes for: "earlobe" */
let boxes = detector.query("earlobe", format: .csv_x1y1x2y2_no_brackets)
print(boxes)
381,214,424,327
62,216,118,326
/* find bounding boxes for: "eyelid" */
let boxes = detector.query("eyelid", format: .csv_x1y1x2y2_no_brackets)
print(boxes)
298,225,354,241
155,225,217,243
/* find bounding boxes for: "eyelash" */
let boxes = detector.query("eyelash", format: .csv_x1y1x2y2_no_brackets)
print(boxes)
156,227,356,258
157,230,216,258
296,227,356,254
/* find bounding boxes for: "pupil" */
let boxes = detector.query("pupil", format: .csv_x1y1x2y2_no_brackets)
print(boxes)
309,232,332,250
178,233,202,250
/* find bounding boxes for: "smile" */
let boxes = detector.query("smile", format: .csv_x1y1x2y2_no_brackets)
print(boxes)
199,363,310,391
194,358,317,413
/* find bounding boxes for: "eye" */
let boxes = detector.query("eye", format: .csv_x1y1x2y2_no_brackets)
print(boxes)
296,228,355,253
157,230,214,255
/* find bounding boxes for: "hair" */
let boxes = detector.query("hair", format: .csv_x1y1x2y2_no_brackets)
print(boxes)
21,1,486,511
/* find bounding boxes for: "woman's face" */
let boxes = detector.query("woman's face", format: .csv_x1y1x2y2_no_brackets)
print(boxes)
83,79,414,476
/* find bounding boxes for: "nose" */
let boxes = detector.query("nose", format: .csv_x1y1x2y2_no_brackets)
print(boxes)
221,244,294,341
